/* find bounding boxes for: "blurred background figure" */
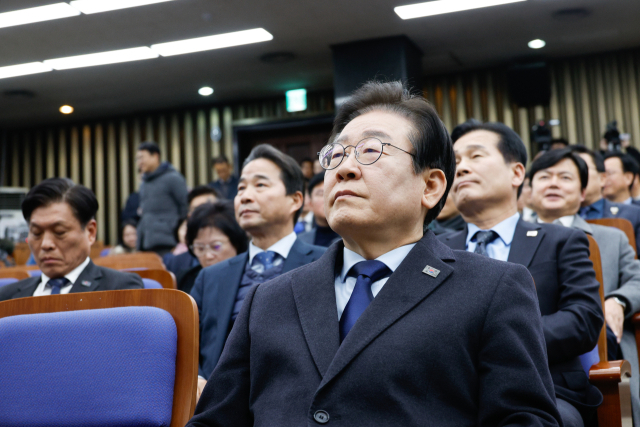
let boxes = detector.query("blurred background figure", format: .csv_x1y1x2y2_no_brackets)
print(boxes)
179,201,248,293
209,155,238,200
549,138,569,151
136,141,188,255
299,157,314,180
603,152,640,205
294,184,314,234
298,172,340,247
312,159,323,175
109,220,138,255
517,174,537,222
427,193,465,235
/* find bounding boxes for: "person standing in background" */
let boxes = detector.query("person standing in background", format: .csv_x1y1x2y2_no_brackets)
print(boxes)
136,141,188,256
209,155,239,200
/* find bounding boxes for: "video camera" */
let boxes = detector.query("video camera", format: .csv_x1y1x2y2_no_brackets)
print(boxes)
531,120,552,151
604,121,622,152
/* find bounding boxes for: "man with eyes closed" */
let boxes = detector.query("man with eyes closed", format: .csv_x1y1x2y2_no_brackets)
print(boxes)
0,178,143,303
190,144,325,401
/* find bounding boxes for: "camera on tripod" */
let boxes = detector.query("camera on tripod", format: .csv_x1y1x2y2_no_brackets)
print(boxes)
531,120,552,151
604,121,622,152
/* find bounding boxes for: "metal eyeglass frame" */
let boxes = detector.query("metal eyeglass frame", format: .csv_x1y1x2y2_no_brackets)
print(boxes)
317,137,416,170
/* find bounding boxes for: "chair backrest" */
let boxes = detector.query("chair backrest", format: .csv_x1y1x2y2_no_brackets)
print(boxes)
10,242,31,266
99,248,111,257
0,269,31,281
586,235,608,363
0,278,18,288
93,252,165,270
0,289,198,427
587,218,637,259
89,241,105,259
143,278,164,289
127,269,177,289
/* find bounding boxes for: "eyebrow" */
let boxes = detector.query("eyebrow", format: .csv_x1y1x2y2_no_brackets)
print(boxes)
239,174,271,183
335,129,393,145
454,144,488,154
29,221,68,229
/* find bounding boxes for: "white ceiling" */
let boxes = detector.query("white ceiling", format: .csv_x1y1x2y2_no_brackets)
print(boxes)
1,0,639,128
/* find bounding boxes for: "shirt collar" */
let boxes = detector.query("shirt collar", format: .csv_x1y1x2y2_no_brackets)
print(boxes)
466,212,520,247
248,232,297,264
536,214,575,227
40,257,91,287
623,197,633,205
587,198,605,214
340,243,417,282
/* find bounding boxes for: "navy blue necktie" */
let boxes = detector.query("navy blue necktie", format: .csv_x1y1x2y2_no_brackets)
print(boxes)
473,230,498,257
48,277,70,295
254,251,277,271
340,260,391,342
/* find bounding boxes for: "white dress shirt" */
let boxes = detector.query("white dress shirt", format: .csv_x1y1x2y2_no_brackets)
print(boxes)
537,215,575,227
248,232,297,272
335,243,416,319
33,257,91,296
466,213,520,261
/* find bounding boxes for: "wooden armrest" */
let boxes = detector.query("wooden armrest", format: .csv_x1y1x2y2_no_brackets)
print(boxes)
633,312,640,327
589,360,632,427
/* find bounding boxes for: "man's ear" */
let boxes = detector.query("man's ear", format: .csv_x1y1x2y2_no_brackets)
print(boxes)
421,169,447,210
85,219,97,247
289,191,304,215
579,187,587,204
512,162,525,189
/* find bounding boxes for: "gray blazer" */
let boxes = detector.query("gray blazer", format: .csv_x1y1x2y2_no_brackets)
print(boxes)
571,214,640,425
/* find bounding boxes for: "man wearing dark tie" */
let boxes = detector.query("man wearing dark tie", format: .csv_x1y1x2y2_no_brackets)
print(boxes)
439,121,603,427
570,145,640,254
191,144,326,400
0,178,143,302
188,82,561,427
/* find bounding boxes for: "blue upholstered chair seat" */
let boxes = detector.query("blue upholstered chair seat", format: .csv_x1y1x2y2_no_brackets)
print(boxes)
0,306,177,427
0,278,18,288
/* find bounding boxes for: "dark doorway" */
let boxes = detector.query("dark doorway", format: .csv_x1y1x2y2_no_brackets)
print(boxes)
233,115,334,174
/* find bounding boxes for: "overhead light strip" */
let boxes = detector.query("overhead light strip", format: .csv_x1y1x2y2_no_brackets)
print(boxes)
394,0,526,20
0,62,53,80
0,3,79,29
44,47,159,70
151,28,274,57
69,0,177,15
0,28,273,78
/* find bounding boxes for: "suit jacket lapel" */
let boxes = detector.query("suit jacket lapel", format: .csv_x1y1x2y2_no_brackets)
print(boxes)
217,253,249,342
507,219,544,268
282,239,316,273
318,233,455,390
571,215,594,235
13,276,41,299
291,243,341,378
69,261,102,293
441,227,467,251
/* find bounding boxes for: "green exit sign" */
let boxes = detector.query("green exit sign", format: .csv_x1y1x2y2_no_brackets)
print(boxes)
286,89,307,112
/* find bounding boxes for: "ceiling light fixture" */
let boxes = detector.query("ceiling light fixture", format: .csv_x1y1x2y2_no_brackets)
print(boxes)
59,105,74,114
151,28,273,57
0,3,80,29
0,62,53,80
44,47,158,70
528,39,546,49
69,0,176,14
198,87,214,96
394,0,526,20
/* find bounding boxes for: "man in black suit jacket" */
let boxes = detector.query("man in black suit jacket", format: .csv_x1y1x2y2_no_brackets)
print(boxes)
188,82,561,426
440,121,603,427
0,178,143,302
191,144,326,399
571,145,640,254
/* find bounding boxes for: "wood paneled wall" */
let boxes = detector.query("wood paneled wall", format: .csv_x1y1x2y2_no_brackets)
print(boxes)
4,48,640,244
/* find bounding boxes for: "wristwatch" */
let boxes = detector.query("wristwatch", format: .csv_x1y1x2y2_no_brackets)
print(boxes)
612,297,628,312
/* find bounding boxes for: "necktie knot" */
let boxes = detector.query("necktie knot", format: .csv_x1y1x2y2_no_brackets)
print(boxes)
254,251,277,271
48,277,70,295
348,260,392,283
473,230,499,256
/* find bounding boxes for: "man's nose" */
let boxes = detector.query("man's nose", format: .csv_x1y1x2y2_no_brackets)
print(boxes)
41,231,55,249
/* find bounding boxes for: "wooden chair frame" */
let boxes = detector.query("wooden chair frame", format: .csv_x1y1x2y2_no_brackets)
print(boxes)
0,269,31,280
587,218,637,259
0,289,198,427
585,235,633,427
93,252,165,270
128,269,177,289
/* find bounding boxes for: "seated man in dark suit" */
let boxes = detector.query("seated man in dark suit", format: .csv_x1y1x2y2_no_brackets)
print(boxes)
0,178,143,302
603,152,640,206
189,82,561,427
298,172,341,247
571,145,640,254
191,144,326,400
439,121,604,427
528,148,640,424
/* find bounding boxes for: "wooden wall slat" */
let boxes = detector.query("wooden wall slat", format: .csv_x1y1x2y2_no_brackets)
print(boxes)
94,124,105,243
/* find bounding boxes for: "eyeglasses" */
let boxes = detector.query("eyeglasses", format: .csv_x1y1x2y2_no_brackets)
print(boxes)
317,137,415,170
190,241,226,255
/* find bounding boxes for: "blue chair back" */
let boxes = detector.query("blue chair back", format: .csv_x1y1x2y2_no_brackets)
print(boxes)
100,248,111,257
29,270,42,277
0,278,18,288
0,306,177,427
143,278,163,289
579,345,600,375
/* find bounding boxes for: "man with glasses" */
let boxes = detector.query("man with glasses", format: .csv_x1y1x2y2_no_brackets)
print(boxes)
188,82,561,427
190,144,325,401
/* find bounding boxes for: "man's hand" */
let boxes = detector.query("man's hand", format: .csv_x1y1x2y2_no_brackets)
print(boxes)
605,298,625,343
196,377,207,402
